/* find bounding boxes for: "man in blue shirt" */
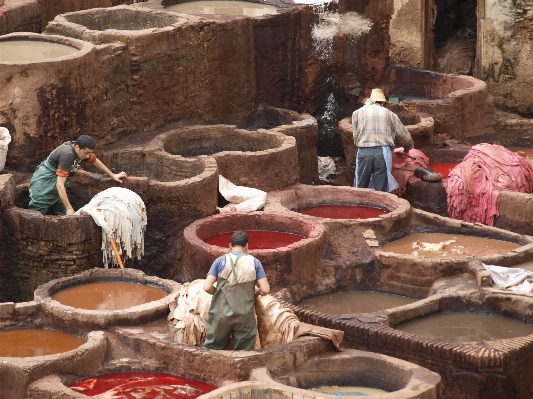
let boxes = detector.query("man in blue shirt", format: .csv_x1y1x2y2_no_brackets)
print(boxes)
203,231,270,350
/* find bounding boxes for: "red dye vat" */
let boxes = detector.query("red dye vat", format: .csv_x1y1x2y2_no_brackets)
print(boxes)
429,163,459,179
296,204,387,219
70,372,217,399
204,230,304,249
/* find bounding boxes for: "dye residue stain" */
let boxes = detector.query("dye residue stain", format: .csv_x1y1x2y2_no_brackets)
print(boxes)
297,291,418,315
52,281,167,310
296,204,387,219
204,230,304,249
312,386,388,396
0,329,85,357
396,313,533,343
428,163,459,179
70,372,217,399
381,232,520,258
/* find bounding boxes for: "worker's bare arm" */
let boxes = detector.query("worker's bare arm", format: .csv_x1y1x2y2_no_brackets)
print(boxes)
93,158,128,183
203,275,217,295
56,175,75,215
257,277,270,296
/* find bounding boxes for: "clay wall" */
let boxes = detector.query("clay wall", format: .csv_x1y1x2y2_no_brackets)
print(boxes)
0,0,42,35
389,0,425,69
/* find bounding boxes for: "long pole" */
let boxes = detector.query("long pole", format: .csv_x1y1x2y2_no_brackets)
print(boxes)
109,236,124,269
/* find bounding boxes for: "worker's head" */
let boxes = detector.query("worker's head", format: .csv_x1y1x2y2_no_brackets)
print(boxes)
230,231,249,252
74,135,95,160
365,88,387,105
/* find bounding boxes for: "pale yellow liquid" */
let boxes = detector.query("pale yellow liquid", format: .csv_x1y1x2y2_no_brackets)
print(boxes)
312,386,388,396
166,1,278,16
511,261,533,272
0,40,78,62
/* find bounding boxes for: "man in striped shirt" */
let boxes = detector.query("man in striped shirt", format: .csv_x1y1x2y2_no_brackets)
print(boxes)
352,88,414,192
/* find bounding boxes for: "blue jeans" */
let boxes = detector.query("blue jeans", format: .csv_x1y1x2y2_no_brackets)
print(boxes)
355,147,388,192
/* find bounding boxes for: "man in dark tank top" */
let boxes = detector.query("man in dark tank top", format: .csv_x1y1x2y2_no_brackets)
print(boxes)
28,135,127,216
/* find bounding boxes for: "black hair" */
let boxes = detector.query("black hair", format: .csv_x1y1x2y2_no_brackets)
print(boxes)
74,135,95,150
231,231,249,247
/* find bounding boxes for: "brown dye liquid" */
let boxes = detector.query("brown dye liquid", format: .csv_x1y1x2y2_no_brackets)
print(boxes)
396,312,533,343
166,1,278,16
509,147,533,161
312,386,387,396
297,291,418,315
0,329,85,357
0,40,78,62
381,232,519,258
52,281,167,310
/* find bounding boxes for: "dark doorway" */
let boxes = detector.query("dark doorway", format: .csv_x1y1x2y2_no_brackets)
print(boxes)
433,0,477,76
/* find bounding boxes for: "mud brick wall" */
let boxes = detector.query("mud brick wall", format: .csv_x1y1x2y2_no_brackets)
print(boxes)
1,208,101,302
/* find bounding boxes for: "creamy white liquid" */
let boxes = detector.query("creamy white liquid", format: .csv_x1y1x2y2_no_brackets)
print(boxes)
0,40,78,62
166,1,278,16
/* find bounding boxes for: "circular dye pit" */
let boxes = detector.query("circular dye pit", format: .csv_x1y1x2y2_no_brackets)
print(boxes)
381,232,520,258
204,230,304,250
166,1,278,16
510,147,533,161
297,291,419,315
428,163,459,180
312,386,388,396
296,204,388,219
51,281,168,310
395,312,533,343
513,261,533,272
0,329,85,357
70,372,217,398
0,40,78,62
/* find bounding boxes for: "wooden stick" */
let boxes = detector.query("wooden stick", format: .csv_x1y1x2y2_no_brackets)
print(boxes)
109,236,124,269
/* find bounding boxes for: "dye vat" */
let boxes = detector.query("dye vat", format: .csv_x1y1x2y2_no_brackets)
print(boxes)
252,349,441,399
166,1,278,16
0,329,85,357
510,147,533,161
204,230,304,249
513,261,533,272
183,212,325,292
395,312,533,343
381,232,519,258
428,162,459,179
70,372,217,398
0,40,78,62
312,386,387,396
296,204,388,219
51,281,168,311
297,291,419,315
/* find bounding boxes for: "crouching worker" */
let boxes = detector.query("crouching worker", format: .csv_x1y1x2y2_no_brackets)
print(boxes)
28,135,127,216
203,231,270,350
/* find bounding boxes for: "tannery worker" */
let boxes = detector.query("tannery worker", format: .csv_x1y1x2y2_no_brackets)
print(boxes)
203,231,270,350
352,88,414,192
28,135,127,216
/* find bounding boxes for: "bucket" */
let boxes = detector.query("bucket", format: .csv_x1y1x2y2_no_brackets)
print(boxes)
0,127,11,172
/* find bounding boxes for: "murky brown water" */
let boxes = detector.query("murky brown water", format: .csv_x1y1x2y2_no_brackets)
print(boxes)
513,261,533,272
0,40,78,62
52,281,168,310
312,386,388,396
166,1,278,16
509,147,533,161
0,329,85,357
297,291,418,315
396,312,533,343
381,232,519,258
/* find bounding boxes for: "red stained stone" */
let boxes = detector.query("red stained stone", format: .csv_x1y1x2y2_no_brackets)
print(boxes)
204,230,304,249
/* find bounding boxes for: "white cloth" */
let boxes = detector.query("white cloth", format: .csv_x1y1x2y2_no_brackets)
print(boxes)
76,187,147,267
318,156,337,180
483,263,533,293
354,146,398,192
218,175,266,213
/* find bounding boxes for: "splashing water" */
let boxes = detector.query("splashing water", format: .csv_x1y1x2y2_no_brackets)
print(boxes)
312,12,373,62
